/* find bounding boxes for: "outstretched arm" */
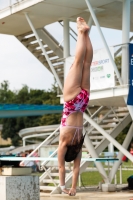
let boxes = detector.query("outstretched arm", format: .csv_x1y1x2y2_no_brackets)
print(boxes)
69,150,82,196
58,139,70,193
58,141,67,185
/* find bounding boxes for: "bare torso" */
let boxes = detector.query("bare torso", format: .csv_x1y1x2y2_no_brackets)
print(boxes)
60,111,83,145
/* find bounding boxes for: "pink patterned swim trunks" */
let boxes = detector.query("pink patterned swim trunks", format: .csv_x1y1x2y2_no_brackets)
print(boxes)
61,89,89,127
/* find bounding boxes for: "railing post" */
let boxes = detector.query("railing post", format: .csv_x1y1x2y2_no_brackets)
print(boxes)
23,138,26,147
119,164,122,184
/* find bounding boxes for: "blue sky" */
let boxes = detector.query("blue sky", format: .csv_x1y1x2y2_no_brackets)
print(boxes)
0,21,132,91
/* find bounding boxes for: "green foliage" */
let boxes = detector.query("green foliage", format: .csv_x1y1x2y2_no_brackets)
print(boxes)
115,122,132,150
40,114,61,126
0,144,11,148
36,167,133,186
115,56,121,74
0,81,15,103
0,81,61,146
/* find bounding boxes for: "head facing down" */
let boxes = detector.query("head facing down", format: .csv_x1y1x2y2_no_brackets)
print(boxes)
65,134,85,162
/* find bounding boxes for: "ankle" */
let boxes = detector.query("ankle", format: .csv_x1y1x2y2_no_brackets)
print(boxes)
60,185,65,190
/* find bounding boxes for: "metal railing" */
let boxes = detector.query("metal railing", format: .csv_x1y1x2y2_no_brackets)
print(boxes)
20,126,60,165
0,0,26,10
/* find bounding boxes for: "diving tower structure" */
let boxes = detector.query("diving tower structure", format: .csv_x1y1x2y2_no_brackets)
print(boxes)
0,0,133,193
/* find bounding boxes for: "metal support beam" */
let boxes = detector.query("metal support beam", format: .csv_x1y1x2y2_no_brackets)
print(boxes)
109,122,133,182
84,113,133,162
23,139,26,147
88,15,93,34
63,19,70,80
63,19,70,58
85,0,122,85
94,113,131,154
84,129,109,183
122,0,130,85
24,13,63,91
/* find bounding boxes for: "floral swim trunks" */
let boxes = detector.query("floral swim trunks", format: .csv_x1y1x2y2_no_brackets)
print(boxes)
61,88,89,127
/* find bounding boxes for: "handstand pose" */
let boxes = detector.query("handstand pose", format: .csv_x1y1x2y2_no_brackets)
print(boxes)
58,17,93,196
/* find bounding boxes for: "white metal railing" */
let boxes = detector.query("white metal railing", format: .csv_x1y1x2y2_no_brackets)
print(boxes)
0,0,24,10
20,126,60,165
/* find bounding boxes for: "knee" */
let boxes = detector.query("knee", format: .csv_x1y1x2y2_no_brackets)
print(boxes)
83,61,91,67
73,59,83,66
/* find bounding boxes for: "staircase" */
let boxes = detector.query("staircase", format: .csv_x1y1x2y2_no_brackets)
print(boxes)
17,27,64,88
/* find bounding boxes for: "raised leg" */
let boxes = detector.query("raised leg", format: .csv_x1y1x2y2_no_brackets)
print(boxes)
63,17,89,102
81,31,93,93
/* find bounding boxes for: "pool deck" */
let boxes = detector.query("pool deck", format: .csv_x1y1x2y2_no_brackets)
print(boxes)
40,191,133,200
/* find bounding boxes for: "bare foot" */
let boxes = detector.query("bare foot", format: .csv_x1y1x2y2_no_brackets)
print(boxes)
68,188,76,196
77,17,89,33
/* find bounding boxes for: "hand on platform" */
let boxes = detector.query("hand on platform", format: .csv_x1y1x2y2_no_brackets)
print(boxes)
19,162,24,166
69,188,76,196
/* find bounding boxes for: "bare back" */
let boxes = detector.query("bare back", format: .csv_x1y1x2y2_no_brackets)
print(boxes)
60,111,83,145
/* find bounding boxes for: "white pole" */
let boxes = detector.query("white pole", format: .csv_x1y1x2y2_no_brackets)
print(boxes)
63,19,70,81
121,0,130,84
78,175,81,187
114,174,117,184
23,139,25,147
119,165,122,184
84,113,133,162
108,143,114,153
88,15,93,34
85,0,122,85
24,13,63,91
63,19,70,59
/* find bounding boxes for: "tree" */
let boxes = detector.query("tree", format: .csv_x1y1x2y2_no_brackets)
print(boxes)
0,81,62,146
0,80,15,103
